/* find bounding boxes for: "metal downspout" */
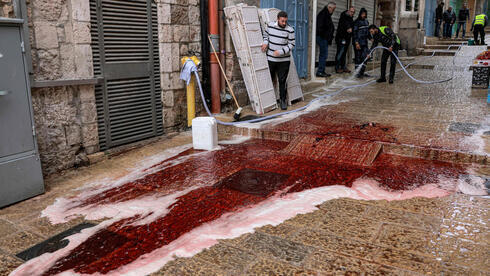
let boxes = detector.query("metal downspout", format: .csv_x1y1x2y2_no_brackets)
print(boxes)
209,0,221,113
218,0,226,100
200,0,211,105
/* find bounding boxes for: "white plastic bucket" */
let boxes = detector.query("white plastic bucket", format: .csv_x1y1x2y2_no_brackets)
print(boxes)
192,117,218,150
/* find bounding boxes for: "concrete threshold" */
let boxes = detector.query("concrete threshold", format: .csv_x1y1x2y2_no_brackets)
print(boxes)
422,50,456,56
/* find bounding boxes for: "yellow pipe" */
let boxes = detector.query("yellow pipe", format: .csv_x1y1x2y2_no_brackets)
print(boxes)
187,75,196,127
181,56,200,127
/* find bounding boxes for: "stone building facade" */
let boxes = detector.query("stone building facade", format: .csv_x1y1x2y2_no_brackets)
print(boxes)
1,0,202,175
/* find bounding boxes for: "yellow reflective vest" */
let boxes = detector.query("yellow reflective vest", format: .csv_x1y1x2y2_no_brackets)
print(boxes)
379,26,401,45
474,14,486,26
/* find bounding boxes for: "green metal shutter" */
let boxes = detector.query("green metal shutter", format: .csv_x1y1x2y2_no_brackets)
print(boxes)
90,0,163,150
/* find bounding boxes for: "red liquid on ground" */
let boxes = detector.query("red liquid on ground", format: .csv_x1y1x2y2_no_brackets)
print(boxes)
43,137,463,275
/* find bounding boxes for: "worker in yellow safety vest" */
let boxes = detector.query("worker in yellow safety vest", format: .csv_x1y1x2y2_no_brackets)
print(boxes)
366,25,401,84
471,13,488,45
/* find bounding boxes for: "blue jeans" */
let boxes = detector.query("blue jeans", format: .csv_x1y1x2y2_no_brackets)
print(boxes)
443,22,453,38
316,35,328,74
335,42,349,71
455,22,466,37
435,20,441,37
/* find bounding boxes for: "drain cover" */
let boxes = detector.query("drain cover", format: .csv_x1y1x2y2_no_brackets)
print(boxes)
16,223,96,261
448,122,481,134
282,135,382,166
214,168,290,197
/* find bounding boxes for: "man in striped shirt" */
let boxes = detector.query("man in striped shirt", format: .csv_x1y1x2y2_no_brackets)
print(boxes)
261,11,295,110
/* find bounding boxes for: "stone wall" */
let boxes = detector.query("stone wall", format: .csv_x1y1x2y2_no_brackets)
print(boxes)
31,85,97,172
26,0,97,175
7,0,221,175
158,0,204,128
398,13,419,55
17,0,205,175
0,0,15,17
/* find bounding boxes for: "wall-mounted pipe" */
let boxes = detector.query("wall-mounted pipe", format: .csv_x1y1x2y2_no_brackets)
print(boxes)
209,0,221,113
218,0,226,99
200,0,211,105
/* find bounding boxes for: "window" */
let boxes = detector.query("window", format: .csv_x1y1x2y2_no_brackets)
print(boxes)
406,0,412,11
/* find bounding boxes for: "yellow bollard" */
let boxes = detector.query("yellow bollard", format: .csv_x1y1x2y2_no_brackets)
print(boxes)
181,56,200,127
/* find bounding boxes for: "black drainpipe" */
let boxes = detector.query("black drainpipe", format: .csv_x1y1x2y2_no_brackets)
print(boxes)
200,0,211,105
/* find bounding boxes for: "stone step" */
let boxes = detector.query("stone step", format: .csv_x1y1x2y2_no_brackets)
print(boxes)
424,45,490,51
425,37,468,45
426,41,468,46
421,50,456,56
424,44,465,49
217,126,488,166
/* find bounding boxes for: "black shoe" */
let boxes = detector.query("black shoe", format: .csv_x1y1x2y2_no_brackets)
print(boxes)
389,78,394,84
280,99,287,110
316,72,327,77
363,73,372,77
355,73,363,78
376,78,386,83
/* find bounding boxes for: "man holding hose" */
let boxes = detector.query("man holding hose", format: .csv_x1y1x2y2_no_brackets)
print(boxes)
367,25,401,84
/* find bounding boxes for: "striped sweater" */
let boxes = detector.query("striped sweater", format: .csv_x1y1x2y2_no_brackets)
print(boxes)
263,21,295,62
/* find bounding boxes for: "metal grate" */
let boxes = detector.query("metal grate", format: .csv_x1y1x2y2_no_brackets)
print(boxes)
282,135,382,166
90,0,163,150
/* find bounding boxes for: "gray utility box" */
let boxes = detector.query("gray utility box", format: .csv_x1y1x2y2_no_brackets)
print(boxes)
0,18,44,208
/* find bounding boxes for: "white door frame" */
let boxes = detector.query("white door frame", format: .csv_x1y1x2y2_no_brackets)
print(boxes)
310,0,318,80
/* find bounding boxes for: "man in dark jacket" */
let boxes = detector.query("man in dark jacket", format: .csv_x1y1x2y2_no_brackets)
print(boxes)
435,2,444,37
335,6,355,73
316,2,336,77
353,8,370,78
367,25,401,84
443,7,456,38
455,2,470,38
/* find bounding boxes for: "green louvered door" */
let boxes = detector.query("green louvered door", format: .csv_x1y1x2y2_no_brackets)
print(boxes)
90,0,163,150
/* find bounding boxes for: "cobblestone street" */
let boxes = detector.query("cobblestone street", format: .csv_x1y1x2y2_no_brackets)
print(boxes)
1,46,489,275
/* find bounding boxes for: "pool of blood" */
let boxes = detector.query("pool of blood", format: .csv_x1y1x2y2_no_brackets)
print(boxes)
42,138,463,275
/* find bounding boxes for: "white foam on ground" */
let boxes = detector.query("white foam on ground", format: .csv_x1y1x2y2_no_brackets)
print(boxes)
457,175,487,196
13,174,462,276
219,135,251,144
460,116,490,156
235,98,355,129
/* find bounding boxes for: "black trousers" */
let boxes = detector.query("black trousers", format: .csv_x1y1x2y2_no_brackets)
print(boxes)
380,44,399,80
268,61,290,101
474,25,485,45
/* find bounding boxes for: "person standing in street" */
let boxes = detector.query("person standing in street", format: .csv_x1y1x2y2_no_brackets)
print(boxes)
316,2,336,77
367,25,401,84
443,6,456,38
353,7,370,78
262,11,295,110
435,2,444,37
455,2,470,38
335,6,355,73
471,12,488,45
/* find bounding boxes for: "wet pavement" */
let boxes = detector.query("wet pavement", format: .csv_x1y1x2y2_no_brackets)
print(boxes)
1,45,490,275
